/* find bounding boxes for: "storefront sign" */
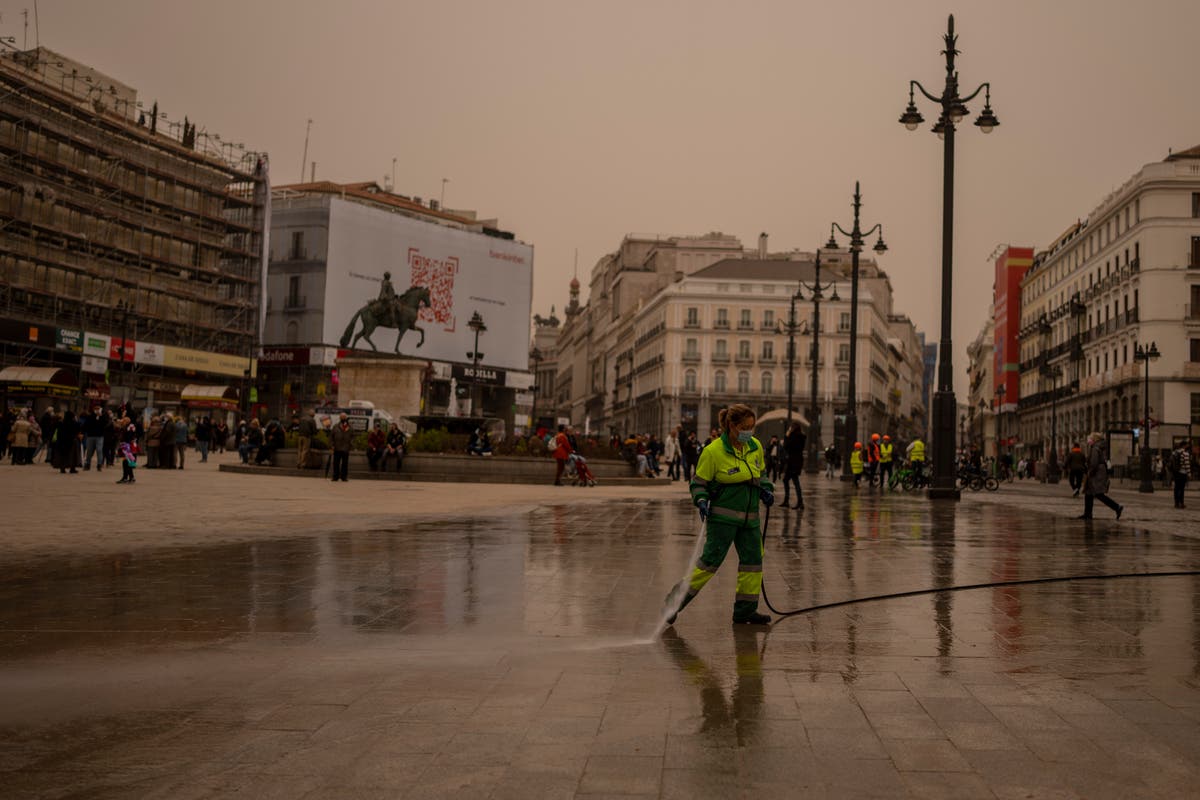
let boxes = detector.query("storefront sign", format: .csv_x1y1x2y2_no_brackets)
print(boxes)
136,341,165,366
83,332,110,358
259,347,311,366
108,337,135,362
80,355,108,375
147,378,187,394
162,346,249,378
452,364,505,386
83,384,111,401
56,328,83,352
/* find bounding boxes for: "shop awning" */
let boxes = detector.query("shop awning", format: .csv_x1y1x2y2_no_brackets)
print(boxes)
0,366,78,397
181,384,239,410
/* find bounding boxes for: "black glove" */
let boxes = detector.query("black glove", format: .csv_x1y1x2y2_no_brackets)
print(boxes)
760,488,774,508
698,499,710,522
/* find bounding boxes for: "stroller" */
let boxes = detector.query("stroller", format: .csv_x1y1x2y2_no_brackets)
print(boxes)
566,452,597,487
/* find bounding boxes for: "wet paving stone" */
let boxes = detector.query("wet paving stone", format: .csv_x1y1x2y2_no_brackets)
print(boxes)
2,478,1200,797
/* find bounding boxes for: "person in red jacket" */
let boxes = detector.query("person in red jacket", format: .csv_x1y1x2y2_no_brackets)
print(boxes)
553,424,573,486
865,433,882,487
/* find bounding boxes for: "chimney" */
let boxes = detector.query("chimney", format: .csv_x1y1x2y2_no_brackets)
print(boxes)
757,232,768,259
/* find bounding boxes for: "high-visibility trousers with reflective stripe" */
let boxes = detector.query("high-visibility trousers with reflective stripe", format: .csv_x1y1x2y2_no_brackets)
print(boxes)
685,518,764,621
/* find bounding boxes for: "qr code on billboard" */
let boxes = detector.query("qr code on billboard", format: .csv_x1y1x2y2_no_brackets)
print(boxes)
409,248,458,331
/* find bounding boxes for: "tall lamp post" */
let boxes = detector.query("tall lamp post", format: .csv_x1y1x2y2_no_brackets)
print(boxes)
780,288,810,437
466,310,487,418
898,14,999,499
1135,341,1160,493
994,384,1006,459
794,248,840,474
529,346,543,431
1040,363,1063,483
825,183,887,481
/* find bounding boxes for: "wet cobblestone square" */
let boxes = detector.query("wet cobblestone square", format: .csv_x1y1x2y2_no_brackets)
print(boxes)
2,473,1199,798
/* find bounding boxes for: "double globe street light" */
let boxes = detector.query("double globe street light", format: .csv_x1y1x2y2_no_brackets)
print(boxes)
824,183,887,481
792,248,840,474
1134,341,1161,493
898,14,999,499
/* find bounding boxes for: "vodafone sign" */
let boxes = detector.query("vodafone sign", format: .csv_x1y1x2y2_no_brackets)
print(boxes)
323,199,533,372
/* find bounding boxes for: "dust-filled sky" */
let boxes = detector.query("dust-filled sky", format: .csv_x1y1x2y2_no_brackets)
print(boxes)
8,0,1199,394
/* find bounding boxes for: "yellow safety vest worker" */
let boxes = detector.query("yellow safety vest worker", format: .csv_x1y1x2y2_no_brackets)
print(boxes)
850,449,864,475
880,442,893,463
909,440,925,462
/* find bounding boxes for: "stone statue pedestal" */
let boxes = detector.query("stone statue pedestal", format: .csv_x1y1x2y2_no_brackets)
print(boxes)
335,354,426,421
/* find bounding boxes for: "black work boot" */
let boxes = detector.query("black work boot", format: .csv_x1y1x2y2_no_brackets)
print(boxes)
733,612,771,625
663,585,694,625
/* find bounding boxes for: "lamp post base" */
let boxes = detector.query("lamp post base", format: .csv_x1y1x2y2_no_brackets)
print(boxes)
1138,450,1155,493
927,486,962,501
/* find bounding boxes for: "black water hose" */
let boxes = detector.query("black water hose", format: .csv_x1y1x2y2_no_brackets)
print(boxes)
757,504,1200,621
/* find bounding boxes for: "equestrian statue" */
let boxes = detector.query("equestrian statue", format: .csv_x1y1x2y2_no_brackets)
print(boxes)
339,273,431,352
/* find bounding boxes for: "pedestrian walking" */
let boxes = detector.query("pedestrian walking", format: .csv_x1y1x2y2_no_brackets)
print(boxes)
552,424,572,485
173,415,190,469
1079,432,1123,520
159,414,177,470
682,431,700,482
52,410,82,474
1169,442,1191,509
765,435,782,481
330,413,353,482
145,416,162,468
81,405,106,472
296,410,316,470
781,422,806,509
195,416,212,463
865,433,881,488
824,443,839,479
664,403,774,626
664,427,681,481
1064,443,1086,496
9,410,31,465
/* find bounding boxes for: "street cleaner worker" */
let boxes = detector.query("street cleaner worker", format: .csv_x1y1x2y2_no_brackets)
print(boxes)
850,441,865,487
665,403,774,626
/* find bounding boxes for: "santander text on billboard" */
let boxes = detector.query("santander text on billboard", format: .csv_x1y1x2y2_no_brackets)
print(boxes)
324,199,533,372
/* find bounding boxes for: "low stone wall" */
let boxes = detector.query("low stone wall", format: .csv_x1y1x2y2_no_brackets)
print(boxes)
220,450,670,486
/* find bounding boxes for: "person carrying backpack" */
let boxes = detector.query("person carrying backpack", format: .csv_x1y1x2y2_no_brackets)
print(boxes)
1170,443,1192,509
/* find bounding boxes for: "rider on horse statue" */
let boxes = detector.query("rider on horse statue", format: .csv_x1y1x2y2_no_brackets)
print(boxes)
370,272,401,326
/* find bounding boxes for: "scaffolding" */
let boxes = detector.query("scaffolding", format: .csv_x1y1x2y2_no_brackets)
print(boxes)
0,45,267,367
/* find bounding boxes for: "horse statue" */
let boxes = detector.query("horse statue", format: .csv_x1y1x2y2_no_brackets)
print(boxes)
339,285,431,352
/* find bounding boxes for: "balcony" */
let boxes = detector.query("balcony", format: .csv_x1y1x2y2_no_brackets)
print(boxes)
683,321,701,329
711,353,731,364
758,355,778,365
284,295,307,311
737,322,754,331
681,352,701,364
1125,308,1138,325
1189,304,1200,321
735,354,754,365
760,321,777,331
714,320,730,330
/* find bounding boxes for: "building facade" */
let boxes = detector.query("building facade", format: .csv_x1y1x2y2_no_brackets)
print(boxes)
0,47,266,418
263,181,534,432
991,246,1033,456
546,233,927,449
1016,146,1200,469
966,318,995,456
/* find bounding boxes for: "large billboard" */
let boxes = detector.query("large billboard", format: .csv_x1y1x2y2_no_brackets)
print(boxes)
324,199,533,372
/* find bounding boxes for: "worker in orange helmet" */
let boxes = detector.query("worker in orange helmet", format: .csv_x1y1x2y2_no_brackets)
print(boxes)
865,433,881,488
849,441,865,487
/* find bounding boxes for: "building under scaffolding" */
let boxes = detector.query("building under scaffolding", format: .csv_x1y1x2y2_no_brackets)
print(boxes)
0,46,268,417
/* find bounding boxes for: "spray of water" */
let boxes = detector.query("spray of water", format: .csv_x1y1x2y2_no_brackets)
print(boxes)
571,520,708,651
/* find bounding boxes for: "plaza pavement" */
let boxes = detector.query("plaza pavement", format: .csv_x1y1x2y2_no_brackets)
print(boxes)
2,452,1200,798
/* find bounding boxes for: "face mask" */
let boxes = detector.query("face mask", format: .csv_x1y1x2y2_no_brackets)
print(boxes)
736,430,753,444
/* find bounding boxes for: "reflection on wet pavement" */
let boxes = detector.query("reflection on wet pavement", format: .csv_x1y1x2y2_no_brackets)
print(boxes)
3,480,1200,798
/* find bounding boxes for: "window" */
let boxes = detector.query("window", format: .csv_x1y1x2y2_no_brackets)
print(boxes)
684,369,697,392
837,343,851,364
685,307,699,327
1191,236,1200,268
715,339,728,356
1123,344,1128,364
287,276,301,307
761,372,773,395
716,308,729,328
763,309,775,328
290,231,305,260
738,340,751,359
737,371,750,393
839,312,851,332
285,320,299,344
837,374,849,398
1193,192,1200,219
714,370,727,393
761,341,774,359
684,338,699,357
1190,340,1200,363
739,309,752,329
1193,393,1200,426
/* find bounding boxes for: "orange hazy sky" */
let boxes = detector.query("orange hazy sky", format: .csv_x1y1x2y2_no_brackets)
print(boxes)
8,0,1199,393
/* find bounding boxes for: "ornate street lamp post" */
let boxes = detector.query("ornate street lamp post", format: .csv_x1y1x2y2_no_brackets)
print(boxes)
1040,363,1063,483
781,289,809,436
794,249,840,474
898,14,999,499
1135,341,1161,493
994,383,1006,459
529,346,543,431
825,184,887,481
466,310,487,417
